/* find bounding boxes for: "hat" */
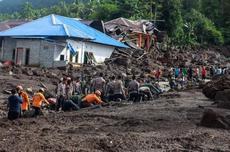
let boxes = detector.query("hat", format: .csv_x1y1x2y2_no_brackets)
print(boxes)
95,90,101,96
39,88,45,92
16,85,23,90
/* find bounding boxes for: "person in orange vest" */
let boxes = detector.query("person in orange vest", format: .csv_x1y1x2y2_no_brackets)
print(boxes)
16,85,30,116
32,88,49,117
80,90,103,108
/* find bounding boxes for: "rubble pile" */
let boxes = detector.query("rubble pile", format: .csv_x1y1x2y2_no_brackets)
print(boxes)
202,75,230,109
200,108,230,129
158,47,229,67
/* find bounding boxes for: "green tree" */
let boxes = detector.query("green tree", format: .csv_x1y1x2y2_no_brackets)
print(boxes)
21,2,35,19
88,0,119,20
185,9,224,45
162,0,184,44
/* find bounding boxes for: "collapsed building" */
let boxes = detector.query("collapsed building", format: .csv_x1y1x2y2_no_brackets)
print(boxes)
104,17,163,51
0,14,128,68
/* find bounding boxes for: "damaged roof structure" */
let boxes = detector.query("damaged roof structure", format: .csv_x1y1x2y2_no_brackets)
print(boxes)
0,14,128,67
0,19,30,32
105,17,159,51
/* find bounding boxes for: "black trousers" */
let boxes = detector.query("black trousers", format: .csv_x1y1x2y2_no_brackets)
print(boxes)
107,95,114,102
139,91,152,101
113,94,126,101
8,111,20,120
62,100,80,111
129,92,140,102
32,107,42,117
79,101,93,108
56,95,65,111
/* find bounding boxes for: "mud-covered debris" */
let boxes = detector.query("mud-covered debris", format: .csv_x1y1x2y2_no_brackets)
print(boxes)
200,109,230,129
202,75,230,100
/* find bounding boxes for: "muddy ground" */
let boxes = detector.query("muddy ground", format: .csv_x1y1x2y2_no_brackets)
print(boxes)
0,75,230,152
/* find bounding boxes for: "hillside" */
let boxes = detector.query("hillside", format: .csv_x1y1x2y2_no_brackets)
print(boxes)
0,0,75,13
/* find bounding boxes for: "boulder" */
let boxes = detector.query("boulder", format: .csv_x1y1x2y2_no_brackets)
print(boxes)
202,75,230,100
216,89,230,109
200,108,230,129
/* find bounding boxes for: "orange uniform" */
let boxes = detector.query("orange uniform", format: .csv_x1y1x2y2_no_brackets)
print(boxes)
82,94,102,105
20,91,30,111
32,92,49,108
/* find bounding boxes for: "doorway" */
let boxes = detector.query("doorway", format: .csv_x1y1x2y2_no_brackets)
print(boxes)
25,48,30,65
16,48,23,65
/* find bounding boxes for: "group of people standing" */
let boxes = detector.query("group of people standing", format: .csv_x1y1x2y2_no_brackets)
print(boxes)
167,66,228,89
7,65,227,121
7,86,49,120
55,73,163,112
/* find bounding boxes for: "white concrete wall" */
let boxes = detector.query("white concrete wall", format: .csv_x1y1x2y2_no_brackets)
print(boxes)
54,44,70,62
66,39,83,63
2,38,115,66
85,42,115,63
67,39,115,64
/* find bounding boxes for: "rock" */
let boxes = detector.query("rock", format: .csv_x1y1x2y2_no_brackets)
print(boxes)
114,57,131,67
215,89,230,101
202,75,230,100
200,109,230,129
32,69,45,76
46,72,58,79
216,89,230,109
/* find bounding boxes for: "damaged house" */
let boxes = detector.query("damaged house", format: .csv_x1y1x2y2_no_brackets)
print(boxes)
0,14,127,67
105,17,158,51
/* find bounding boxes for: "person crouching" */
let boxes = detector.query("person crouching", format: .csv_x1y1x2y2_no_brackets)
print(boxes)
32,88,49,117
80,90,103,108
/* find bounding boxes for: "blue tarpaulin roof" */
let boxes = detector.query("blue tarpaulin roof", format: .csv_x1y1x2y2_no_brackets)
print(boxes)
0,14,128,48
67,42,77,55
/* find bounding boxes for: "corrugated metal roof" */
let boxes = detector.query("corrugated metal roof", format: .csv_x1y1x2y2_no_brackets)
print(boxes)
0,14,128,48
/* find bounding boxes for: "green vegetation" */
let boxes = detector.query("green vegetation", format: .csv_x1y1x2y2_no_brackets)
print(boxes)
0,0,229,45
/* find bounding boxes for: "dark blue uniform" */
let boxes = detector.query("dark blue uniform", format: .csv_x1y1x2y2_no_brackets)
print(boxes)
8,95,22,120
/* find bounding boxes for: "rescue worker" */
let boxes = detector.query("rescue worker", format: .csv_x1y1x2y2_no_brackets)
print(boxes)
113,75,126,101
138,79,153,101
73,77,82,95
32,88,49,117
105,76,115,102
56,77,66,111
80,90,103,108
128,75,140,102
66,77,74,100
7,89,23,120
16,85,30,115
90,73,106,99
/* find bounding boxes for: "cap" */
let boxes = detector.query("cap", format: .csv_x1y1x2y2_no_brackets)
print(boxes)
95,90,101,96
